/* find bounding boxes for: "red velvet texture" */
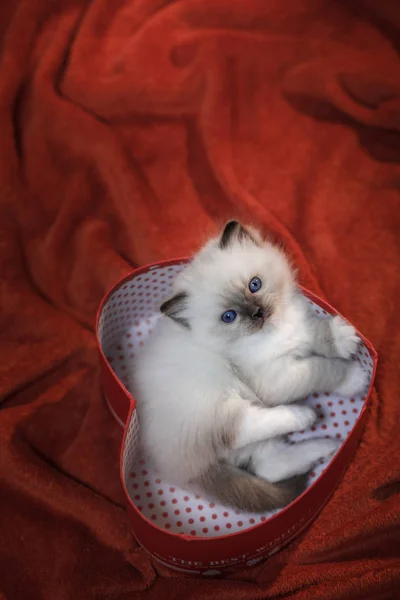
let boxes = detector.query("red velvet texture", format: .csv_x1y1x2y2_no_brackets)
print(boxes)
1,1,400,598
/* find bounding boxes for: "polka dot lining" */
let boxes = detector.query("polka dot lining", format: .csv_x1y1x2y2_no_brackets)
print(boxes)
98,264,375,538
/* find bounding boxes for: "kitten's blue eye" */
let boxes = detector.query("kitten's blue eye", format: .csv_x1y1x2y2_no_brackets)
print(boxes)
221,310,237,323
249,277,262,293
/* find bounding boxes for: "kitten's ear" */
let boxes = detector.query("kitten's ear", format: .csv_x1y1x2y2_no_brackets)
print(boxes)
219,220,260,249
160,292,190,328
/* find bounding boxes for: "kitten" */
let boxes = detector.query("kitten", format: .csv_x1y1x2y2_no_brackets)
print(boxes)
133,221,368,512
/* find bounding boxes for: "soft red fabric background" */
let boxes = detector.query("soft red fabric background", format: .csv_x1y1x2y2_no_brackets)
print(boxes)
1,0,400,598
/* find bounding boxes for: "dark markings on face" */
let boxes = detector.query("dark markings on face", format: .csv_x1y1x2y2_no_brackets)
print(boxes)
218,287,273,333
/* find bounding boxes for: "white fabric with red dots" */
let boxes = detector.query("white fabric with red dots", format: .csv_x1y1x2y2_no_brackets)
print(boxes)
98,263,374,538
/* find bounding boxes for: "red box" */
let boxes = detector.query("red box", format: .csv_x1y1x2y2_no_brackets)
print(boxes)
96,258,377,575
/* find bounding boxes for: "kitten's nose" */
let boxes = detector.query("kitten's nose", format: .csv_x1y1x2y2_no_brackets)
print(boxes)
251,307,264,320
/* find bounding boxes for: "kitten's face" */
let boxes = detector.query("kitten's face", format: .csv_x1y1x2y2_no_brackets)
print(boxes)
161,221,295,344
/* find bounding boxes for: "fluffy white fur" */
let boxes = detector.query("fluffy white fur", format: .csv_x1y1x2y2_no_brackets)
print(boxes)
133,222,368,512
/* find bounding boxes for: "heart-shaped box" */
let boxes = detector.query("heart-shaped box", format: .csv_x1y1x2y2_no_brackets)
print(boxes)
96,258,377,575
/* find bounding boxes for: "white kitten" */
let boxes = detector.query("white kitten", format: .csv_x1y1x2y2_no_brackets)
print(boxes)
133,221,368,512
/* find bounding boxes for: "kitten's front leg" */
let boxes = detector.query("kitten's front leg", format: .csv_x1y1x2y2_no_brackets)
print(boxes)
266,355,368,405
296,294,362,360
231,404,317,451
309,314,361,360
328,316,362,359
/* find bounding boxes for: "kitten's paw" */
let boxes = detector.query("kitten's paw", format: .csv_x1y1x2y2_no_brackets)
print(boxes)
306,438,341,463
330,316,361,359
335,361,369,397
289,438,341,475
288,406,317,432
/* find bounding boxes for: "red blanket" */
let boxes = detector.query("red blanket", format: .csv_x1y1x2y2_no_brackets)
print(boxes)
1,1,400,598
